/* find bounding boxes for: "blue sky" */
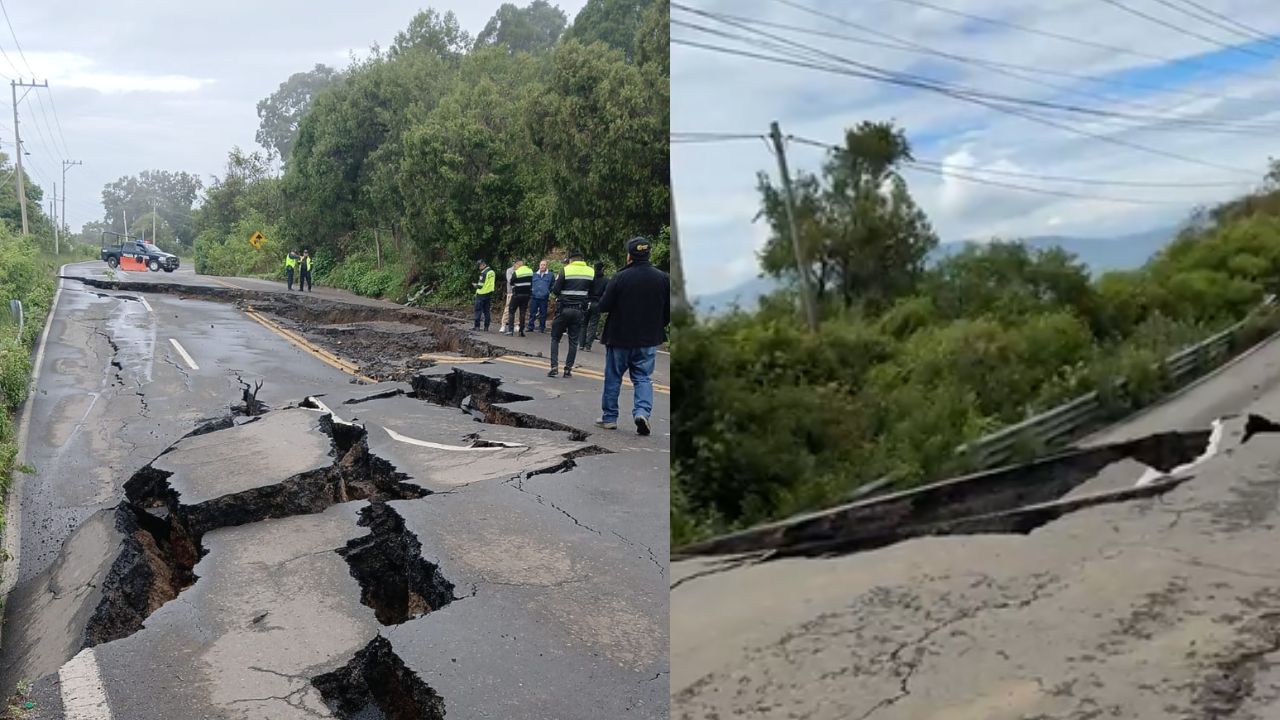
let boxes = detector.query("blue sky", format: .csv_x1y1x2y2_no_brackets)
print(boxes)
673,0,1280,298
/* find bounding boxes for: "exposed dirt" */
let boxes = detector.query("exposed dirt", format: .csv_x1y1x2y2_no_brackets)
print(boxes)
409,368,591,441
337,502,455,625
312,636,446,720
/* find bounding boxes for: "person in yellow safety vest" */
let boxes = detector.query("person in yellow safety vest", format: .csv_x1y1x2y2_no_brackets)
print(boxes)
506,260,533,337
284,250,301,291
547,250,595,378
299,249,314,292
473,259,496,331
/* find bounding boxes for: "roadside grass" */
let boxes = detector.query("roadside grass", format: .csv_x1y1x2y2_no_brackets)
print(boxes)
0,233,57,551
1,678,34,718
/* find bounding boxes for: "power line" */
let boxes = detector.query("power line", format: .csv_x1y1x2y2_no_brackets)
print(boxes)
671,10,1279,137
751,0,1274,112
1144,0,1280,49
0,0,67,159
44,86,70,156
670,27,1260,176
788,134,1207,206
1165,0,1280,51
0,0,38,78
875,0,1275,83
1096,0,1279,61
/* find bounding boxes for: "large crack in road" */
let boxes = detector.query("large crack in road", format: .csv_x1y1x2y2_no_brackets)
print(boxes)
4,273,667,718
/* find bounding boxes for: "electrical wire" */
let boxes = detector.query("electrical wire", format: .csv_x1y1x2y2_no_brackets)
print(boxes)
875,0,1275,82
753,0,1273,111
1096,0,1278,61
1165,0,1280,51
670,27,1260,176
0,0,69,159
672,7,1277,135
787,134,1216,205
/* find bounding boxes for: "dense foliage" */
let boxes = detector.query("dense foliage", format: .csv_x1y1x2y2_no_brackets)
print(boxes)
185,0,668,302
672,139,1280,546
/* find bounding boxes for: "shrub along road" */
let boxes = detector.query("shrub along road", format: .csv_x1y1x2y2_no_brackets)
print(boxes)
0,262,668,719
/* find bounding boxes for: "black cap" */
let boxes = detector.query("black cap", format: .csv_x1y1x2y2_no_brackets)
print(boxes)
567,249,584,260
627,236,651,259
477,258,486,266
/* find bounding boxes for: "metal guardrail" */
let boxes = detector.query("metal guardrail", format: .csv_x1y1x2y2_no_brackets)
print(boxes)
955,300,1276,471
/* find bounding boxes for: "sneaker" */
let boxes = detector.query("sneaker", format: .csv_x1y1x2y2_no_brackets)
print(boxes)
594,418,618,430
563,368,572,378
505,331,514,337
547,368,559,378
518,331,526,337
635,416,651,436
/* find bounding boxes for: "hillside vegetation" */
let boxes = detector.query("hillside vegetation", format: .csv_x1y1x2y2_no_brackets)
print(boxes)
184,0,669,302
672,125,1280,546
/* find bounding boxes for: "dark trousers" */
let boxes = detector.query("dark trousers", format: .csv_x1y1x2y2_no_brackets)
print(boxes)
528,296,549,331
550,306,584,371
507,295,530,333
580,303,601,349
474,294,492,329
285,267,294,290
300,270,313,291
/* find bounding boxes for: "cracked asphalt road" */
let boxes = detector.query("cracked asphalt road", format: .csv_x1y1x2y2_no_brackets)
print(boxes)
672,332,1280,719
1,263,669,719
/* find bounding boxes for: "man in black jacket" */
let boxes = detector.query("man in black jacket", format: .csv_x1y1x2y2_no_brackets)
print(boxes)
595,236,670,435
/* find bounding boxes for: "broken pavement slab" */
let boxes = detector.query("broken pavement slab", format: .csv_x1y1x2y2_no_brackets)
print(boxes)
673,414,1280,719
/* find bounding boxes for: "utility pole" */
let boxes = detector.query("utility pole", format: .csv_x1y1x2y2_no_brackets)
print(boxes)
61,159,82,237
50,191,59,254
670,187,690,315
769,121,818,331
11,79,48,237
151,199,157,244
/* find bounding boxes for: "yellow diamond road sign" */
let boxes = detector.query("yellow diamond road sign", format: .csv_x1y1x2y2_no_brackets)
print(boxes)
248,231,266,249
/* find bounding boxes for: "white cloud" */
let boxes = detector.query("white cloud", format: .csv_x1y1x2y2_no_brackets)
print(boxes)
675,0,1280,296
24,52,212,94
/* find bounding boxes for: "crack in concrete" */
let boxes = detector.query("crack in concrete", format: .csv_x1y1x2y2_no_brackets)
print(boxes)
505,473,602,536
670,555,765,591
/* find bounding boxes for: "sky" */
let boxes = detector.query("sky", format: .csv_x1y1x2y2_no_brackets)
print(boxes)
3,0,586,235
672,0,1280,297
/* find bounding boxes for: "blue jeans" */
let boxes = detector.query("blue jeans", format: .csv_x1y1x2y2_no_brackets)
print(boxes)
602,346,657,423
528,296,548,331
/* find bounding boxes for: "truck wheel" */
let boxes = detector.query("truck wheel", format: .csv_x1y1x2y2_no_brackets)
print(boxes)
148,259,160,272
106,256,119,269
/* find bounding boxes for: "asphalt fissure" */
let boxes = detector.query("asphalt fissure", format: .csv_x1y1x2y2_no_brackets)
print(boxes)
337,502,456,625
312,635,446,720
89,418,432,648
409,368,590,441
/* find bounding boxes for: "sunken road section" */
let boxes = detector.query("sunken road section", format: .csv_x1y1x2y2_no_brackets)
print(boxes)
675,427,1220,559
65,275,503,379
312,636,447,720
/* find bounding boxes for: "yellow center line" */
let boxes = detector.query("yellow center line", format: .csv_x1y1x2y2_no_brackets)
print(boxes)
490,355,670,394
243,306,376,382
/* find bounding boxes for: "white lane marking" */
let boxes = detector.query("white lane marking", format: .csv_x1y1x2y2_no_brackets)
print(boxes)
382,425,523,451
59,648,114,720
139,296,153,313
305,397,356,426
2,264,67,599
168,338,199,371
1135,417,1224,487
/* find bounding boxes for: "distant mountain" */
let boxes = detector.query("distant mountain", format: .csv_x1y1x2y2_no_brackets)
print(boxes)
692,226,1179,314
932,226,1179,276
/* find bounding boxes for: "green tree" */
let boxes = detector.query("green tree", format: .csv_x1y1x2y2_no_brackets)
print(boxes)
757,121,937,310
255,64,342,163
527,40,668,261
389,9,472,60
563,0,656,62
100,170,202,246
475,1,567,54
